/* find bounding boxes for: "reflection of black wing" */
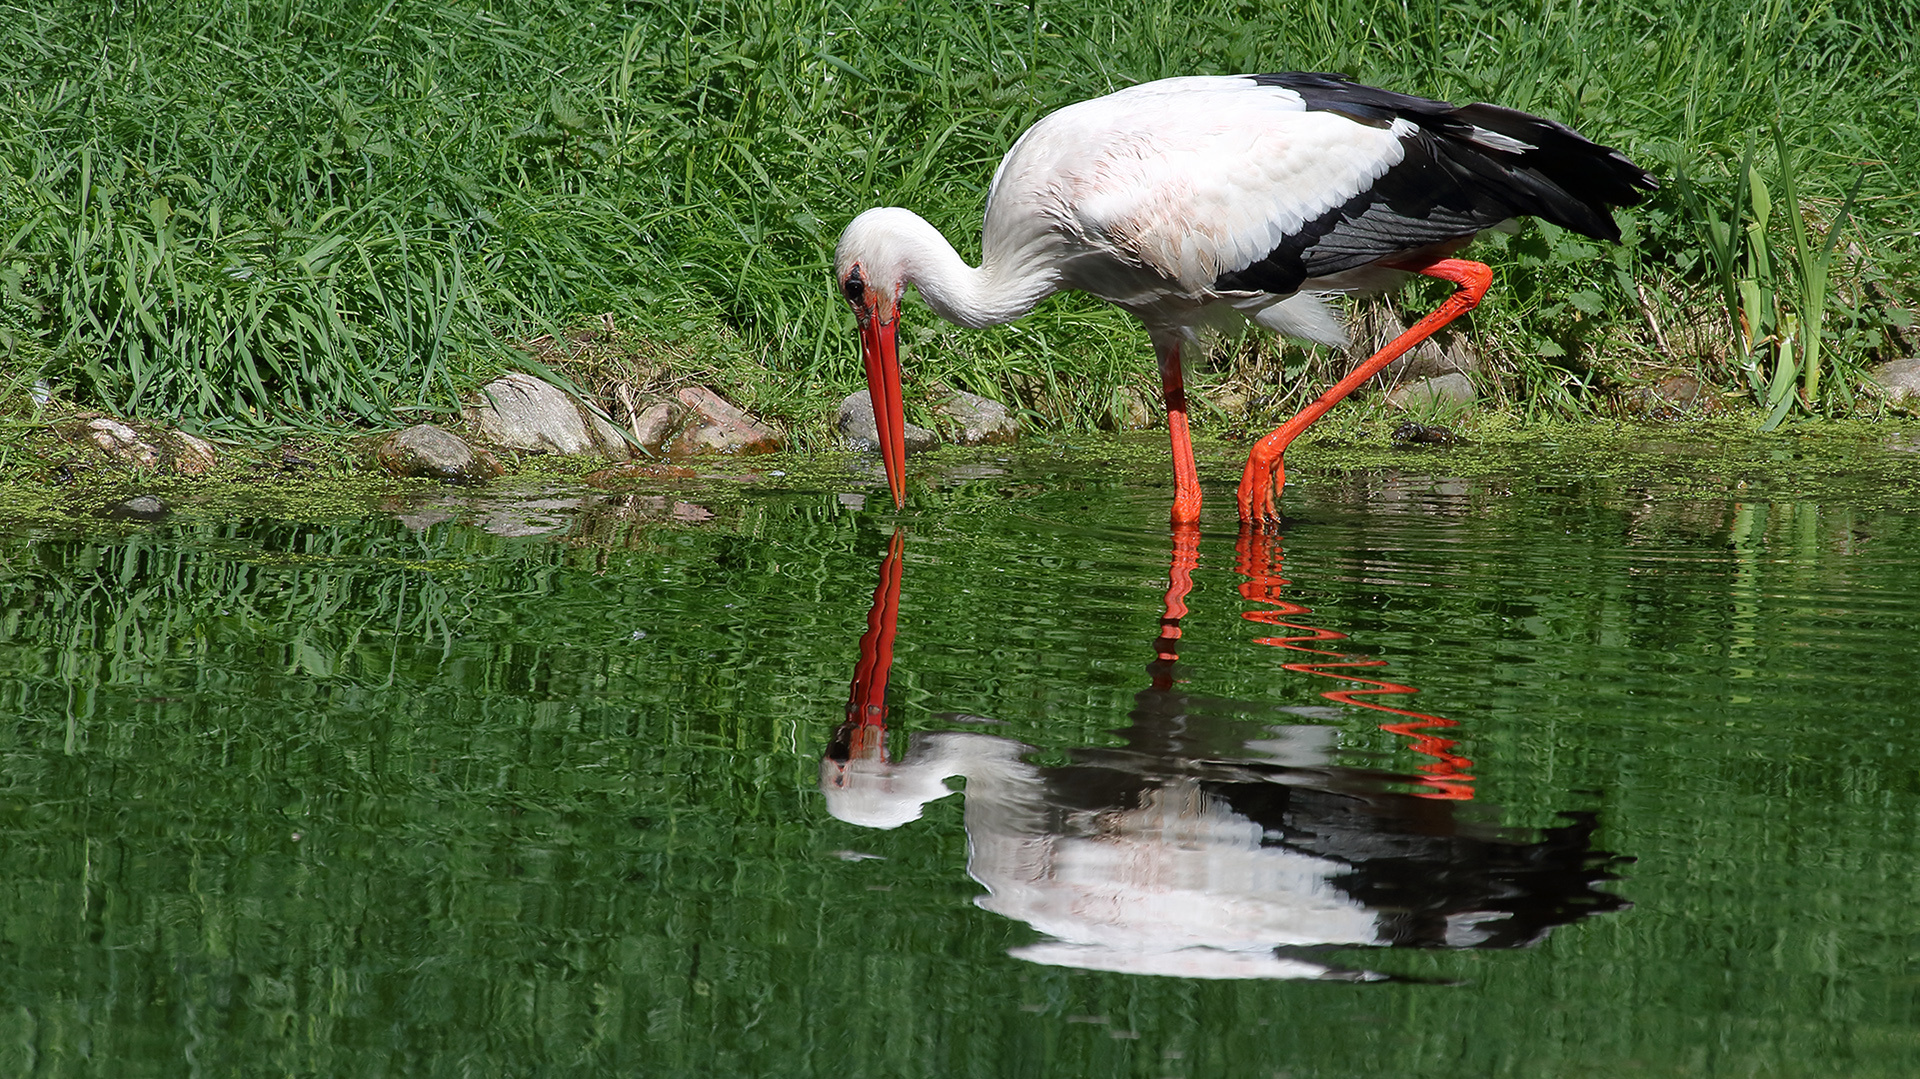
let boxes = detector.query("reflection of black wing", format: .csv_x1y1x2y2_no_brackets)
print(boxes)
1026,728,1631,954
1029,679,1631,953
1339,810,1631,949
1211,780,1631,949
1109,664,1631,951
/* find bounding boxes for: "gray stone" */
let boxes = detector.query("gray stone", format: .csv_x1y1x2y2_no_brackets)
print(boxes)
932,390,1019,446
86,418,162,469
104,495,168,521
168,430,219,475
1635,375,1719,418
1206,387,1250,417
837,390,937,454
630,400,686,454
374,424,504,485
76,419,218,475
585,407,636,459
669,387,785,455
464,373,600,455
1868,358,1920,410
1384,372,1476,411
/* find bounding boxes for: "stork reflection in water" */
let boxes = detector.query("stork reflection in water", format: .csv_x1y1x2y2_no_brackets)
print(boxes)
821,526,1629,980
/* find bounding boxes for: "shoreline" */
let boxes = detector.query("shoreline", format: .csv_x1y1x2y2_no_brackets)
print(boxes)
6,408,1918,536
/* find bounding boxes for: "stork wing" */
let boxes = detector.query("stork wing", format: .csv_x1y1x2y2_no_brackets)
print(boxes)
985,74,1654,302
1216,73,1656,294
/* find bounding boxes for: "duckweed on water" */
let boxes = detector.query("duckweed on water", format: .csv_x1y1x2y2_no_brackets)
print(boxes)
4,416,1918,534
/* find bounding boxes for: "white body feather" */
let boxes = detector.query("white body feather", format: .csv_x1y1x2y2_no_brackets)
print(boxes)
839,75,1437,350
988,78,1400,308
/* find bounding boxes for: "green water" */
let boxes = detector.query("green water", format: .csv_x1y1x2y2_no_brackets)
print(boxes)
2,439,1919,1077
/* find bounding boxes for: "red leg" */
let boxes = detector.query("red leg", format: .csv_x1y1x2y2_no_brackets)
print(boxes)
1156,338,1203,525
1238,258,1493,522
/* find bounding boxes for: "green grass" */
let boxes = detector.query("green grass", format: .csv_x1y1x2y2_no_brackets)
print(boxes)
0,0,1914,437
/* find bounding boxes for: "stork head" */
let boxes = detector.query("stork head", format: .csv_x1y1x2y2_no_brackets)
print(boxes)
835,209,917,508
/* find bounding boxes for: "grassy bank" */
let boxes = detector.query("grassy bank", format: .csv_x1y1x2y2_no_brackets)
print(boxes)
0,0,1914,442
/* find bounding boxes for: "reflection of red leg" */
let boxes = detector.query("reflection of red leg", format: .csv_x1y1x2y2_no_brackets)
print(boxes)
1151,524,1202,690
1157,338,1203,526
845,528,906,759
1234,527,1475,800
1239,259,1493,522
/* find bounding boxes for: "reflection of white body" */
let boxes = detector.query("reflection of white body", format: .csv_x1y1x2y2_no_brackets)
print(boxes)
822,728,1390,980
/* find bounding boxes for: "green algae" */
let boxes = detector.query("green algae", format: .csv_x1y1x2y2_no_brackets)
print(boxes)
1278,414,1920,509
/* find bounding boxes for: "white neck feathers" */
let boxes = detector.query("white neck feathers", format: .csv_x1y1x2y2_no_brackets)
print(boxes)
836,207,1057,329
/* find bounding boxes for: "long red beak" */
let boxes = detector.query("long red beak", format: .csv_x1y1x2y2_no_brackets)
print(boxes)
858,313,908,507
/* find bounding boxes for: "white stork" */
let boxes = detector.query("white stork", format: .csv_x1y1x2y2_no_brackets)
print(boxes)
835,73,1656,522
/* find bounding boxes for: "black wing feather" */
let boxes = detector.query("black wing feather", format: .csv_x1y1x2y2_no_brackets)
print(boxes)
1214,72,1657,296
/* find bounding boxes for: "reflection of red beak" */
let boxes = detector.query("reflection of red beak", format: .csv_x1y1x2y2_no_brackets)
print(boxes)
857,312,907,508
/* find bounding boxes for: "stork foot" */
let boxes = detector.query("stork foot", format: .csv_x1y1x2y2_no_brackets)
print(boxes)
1237,451,1286,524
1170,482,1202,526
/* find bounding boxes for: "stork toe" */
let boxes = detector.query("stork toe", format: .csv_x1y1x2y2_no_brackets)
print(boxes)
1238,453,1285,523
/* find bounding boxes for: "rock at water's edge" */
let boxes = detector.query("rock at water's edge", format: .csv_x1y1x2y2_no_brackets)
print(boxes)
1635,375,1721,418
629,400,686,455
933,390,1019,446
1353,300,1482,381
1384,372,1476,412
837,390,938,453
82,418,221,474
103,495,169,521
1099,387,1156,431
86,418,162,469
464,373,631,458
669,387,785,455
374,424,504,484
169,431,220,474
1869,359,1920,410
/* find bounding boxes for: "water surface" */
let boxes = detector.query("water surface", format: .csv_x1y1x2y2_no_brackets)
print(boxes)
2,439,1918,1076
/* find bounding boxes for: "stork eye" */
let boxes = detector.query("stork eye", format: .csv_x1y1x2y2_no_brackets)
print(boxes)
841,266,867,303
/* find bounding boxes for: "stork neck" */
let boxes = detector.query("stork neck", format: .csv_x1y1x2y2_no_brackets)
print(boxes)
885,211,1055,330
